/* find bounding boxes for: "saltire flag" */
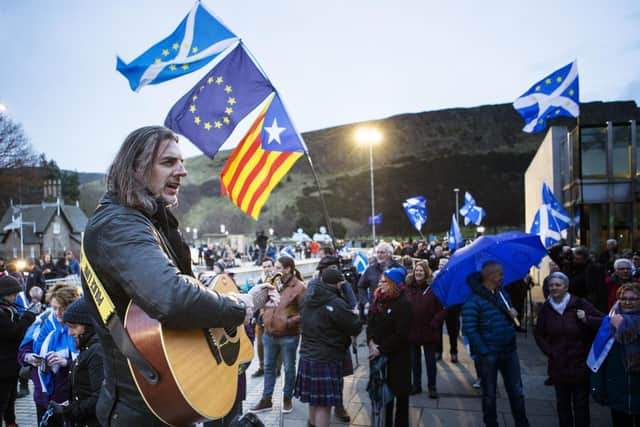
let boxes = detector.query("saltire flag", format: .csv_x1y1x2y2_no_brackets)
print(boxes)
513,61,580,133
338,240,352,257
166,43,305,219
368,213,383,225
530,204,563,248
117,1,238,91
402,196,427,231
354,251,369,274
280,245,296,260
448,214,463,251
542,182,571,230
459,192,486,226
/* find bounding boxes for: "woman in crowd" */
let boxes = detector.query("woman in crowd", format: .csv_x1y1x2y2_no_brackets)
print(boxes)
251,256,306,414
18,283,80,426
589,282,640,426
47,297,103,427
0,276,36,427
534,272,603,427
368,267,411,427
296,268,362,427
406,261,446,398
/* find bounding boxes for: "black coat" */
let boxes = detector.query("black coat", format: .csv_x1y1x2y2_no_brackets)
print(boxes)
367,292,412,396
299,281,362,362
65,332,104,427
82,193,247,426
356,259,402,305
25,267,46,300
0,300,35,380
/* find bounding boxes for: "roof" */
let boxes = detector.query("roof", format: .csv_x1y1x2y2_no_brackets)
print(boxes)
0,203,88,244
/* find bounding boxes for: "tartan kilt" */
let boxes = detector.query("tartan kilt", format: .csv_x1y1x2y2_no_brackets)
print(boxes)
294,357,344,407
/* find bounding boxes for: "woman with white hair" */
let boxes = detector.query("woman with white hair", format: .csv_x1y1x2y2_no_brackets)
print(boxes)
605,258,638,311
534,272,603,427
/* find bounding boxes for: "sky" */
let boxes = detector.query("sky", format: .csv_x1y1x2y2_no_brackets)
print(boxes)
1,0,639,173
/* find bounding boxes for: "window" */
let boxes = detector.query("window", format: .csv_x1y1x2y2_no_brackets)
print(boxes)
53,222,60,235
613,124,631,177
581,127,607,176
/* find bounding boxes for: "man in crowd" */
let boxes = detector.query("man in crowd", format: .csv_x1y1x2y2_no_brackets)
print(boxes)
81,126,272,425
598,238,619,275
64,251,80,276
252,257,276,379
357,242,401,312
605,258,639,310
462,261,529,427
24,258,45,302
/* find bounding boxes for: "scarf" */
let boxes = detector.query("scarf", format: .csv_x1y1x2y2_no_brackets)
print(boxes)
371,281,405,314
614,307,640,373
548,293,571,315
33,314,77,395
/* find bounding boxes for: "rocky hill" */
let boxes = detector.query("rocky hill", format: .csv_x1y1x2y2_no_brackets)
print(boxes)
79,100,640,239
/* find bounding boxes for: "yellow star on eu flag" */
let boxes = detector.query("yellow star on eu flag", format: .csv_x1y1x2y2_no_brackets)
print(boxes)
192,95,198,101
194,116,201,125
556,76,562,83
192,47,199,54
216,77,223,85
204,122,212,130
154,58,162,65
169,65,177,71
182,64,189,70
223,117,230,124
162,49,169,57
214,121,222,128
172,43,179,50
189,105,196,113
569,89,575,96
545,78,551,84
207,76,214,84
225,107,233,115
224,85,232,94
227,97,236,105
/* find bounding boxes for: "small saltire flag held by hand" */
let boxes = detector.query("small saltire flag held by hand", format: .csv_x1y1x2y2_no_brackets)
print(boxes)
459,192,485,226
354,252,369,274
368,213,383,225
530,205,563,248
403,196,427,231
542,182,571,230
117,1,238,91
513,61,579,133
448,214,463,251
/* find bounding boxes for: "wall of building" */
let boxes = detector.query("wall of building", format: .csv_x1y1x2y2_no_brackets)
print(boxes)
41,214,73,256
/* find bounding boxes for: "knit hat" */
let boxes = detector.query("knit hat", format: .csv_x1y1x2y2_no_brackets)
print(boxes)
317,256,340,271
547,271,569,288
63,297,93,325
0,275,22,297
322,268,345,285
383,267,407,285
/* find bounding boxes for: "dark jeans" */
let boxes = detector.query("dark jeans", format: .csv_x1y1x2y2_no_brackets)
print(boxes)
444,305,461,354
384,394,409,427
0,379,17,424
410,344,437,390
477,351,529,427
611,409,640,427
554,382,590,427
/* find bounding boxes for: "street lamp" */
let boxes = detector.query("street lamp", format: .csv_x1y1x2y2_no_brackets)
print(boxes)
356,127,382,244
453,188,460,227
0,103,7,113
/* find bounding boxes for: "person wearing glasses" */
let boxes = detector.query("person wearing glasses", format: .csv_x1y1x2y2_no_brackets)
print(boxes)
357,243,401,315
589,282,640,427
534,272,603,427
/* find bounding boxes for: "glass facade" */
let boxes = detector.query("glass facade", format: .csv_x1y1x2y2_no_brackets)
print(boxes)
613,124,631,177
580,127,607,176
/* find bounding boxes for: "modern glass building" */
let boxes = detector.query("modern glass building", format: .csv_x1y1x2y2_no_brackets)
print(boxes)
525,101,640,253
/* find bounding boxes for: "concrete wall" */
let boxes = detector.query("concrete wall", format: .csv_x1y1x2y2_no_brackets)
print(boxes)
41,214,74,256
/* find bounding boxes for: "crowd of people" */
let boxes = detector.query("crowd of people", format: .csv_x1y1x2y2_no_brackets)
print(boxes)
1,125,639,427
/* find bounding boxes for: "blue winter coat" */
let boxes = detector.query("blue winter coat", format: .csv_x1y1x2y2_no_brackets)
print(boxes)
461,273,516,356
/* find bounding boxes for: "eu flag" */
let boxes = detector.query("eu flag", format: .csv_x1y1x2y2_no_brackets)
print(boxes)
513,61,580,133
165,43,274,158
117,1,237,91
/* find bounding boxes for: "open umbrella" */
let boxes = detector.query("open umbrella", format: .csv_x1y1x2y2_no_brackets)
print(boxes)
431,231,547,307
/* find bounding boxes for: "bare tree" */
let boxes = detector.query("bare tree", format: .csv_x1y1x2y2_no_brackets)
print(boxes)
0,114,39,168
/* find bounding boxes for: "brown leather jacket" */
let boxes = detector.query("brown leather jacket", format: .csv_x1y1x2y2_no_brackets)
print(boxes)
263,276,306,337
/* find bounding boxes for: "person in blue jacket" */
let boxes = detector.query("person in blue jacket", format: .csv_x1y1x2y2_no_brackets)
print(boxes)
462,261,529,427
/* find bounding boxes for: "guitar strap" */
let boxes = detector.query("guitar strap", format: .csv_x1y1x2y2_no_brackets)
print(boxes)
80,239,159,385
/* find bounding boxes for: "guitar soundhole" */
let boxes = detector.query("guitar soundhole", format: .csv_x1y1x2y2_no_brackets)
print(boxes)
203,328,241,366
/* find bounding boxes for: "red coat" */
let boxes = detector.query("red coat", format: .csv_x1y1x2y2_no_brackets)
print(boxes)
534,295,603,384
406,283,446,349
605,274,640,310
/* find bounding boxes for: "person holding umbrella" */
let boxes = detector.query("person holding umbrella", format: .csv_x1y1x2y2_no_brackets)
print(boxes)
462,261,530,427
367,267,411,427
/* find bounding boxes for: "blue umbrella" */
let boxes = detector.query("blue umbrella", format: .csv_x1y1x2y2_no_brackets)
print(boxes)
432,231,547,307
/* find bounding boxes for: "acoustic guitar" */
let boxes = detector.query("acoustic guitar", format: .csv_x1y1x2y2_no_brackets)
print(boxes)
124,273,254,426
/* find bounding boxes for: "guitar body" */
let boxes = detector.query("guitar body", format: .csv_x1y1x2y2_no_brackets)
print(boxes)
124,273,254,426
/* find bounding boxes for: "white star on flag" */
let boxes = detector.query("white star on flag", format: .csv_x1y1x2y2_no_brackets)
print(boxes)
264,118,285,144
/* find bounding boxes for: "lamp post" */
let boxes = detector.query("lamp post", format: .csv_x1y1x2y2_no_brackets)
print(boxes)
356,127,382,245
453,188,460,227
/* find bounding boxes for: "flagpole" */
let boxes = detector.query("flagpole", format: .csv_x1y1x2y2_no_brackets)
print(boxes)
454,188,460,227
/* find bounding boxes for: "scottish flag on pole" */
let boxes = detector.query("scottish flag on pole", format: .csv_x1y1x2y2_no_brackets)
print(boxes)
354,252,369,274
513,61,580,133
116,1,238,91
402,196,427,231
448,214,463,251
530,205,563,248
542,182,571,230
459,192,485,226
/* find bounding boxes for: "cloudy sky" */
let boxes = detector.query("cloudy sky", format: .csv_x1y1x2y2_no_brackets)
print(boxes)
1,0,639,172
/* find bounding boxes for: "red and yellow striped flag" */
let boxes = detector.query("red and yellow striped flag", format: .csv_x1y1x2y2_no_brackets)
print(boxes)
220,95,304,219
